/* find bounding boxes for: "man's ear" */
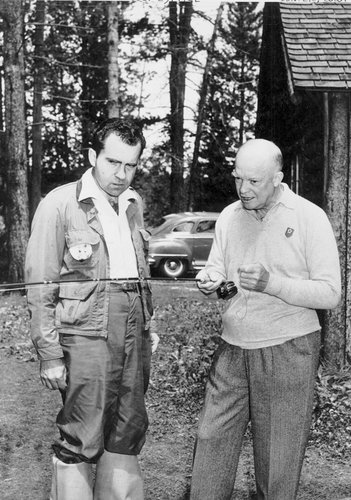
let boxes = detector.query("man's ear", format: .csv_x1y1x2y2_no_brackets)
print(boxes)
88,148,96,167
273,171,284,187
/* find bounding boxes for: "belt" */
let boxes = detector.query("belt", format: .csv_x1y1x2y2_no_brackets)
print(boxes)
110,281,142,293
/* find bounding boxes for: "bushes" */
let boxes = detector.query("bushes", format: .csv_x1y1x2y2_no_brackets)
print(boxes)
1,293,350,459
153,298,351,459
154,299,222,398
311,366,351,459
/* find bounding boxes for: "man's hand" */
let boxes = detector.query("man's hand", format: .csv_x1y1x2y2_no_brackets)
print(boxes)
40,358,67,391
238,263,270,292
196,269,224,295
150,332,160,354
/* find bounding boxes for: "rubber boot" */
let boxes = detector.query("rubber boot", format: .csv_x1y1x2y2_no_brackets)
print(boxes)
94,451,144,500
50,456,93,500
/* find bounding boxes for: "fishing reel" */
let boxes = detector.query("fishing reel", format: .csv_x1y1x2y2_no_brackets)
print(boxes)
216,281,238,300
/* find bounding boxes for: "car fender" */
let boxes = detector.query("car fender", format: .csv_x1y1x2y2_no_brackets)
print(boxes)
148,235,193,265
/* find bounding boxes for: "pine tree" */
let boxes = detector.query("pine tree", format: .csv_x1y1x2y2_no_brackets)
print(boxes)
197,2,262,211
0,0,29,282
168,0,193,212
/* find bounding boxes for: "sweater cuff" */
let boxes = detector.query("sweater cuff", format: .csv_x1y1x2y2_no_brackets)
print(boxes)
264,273,283,296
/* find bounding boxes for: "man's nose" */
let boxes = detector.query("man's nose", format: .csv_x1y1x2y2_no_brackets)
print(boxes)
240,179,250,193
115,164,126,179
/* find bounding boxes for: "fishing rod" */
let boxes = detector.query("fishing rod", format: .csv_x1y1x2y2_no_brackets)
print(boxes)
0,276,202,294
0,276,238,300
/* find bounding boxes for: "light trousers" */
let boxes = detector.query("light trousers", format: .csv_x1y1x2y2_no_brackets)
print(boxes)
190,331,321,500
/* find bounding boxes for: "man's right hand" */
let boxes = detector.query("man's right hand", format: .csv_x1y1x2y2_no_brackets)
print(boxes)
196,269,224,295
40,358,67,391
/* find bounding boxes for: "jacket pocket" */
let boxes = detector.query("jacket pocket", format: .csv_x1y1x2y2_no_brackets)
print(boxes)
56,282,98,328
64,230,100,270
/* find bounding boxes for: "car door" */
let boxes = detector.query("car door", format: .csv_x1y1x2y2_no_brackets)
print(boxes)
192,219,216,270
168,220,195,257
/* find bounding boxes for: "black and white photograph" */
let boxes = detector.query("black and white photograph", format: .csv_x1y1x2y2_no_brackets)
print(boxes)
0,1,350,499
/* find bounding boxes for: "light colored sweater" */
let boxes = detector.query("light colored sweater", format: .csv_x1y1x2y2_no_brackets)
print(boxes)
206,183,341,349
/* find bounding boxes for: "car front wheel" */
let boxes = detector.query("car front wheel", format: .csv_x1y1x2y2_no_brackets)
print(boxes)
160,258,187,278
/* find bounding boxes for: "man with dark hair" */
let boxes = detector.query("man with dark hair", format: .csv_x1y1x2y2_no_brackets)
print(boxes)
25,117,158,500
190,139,341,499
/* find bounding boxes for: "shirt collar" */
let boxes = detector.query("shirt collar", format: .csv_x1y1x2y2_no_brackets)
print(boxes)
234,182,296,213
277,183,296,209
78,167,137,205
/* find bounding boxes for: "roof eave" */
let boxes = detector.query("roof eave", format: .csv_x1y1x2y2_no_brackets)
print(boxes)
280,20,299,104
294,84,351,92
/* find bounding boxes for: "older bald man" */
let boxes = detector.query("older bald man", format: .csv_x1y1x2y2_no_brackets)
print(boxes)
190,139,341,500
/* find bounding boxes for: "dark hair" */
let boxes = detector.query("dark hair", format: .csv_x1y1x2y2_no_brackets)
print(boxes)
91,118,146,157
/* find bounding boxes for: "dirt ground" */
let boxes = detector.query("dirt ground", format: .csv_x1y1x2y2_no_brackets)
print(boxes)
1,284,351,499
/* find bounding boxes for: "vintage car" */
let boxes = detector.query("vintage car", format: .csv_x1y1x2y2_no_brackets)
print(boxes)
147,212,220,278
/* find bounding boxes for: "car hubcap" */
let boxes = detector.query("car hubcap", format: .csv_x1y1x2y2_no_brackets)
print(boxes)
164,258,184,277
168,261,179,271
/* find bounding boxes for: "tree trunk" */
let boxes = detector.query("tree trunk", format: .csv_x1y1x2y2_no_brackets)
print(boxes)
169,1,192,212
0,0,29,283
347,104,351,364
0,61,3,130
30,0,46,221
74,2,92,164
108,1,120,118
324,92,350,368
60,68,70,174
238,54,245,145
0,63,4,190
187,2,223,211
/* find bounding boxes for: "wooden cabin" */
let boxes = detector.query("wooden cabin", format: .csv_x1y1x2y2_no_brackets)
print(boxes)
256,2,351,366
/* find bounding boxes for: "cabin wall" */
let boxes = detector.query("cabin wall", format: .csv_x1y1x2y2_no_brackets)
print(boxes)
255,3,324,207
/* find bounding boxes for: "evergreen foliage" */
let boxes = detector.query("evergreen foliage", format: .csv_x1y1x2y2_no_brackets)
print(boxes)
197,2,262,211
24,0,168,195
0,1,262,265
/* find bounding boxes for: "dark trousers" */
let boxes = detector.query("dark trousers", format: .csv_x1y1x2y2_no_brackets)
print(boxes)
190,331,321,500
53,287,151,464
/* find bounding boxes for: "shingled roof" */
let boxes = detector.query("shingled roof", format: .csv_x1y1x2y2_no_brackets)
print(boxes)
280,3,351,91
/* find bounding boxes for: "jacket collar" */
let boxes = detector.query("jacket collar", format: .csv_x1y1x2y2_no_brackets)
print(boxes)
76,174,141,233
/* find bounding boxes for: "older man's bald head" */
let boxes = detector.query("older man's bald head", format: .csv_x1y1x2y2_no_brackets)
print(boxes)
234,139,284,213
235,139,283,175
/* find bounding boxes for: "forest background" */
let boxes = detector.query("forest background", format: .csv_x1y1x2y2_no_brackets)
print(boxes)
0,0,261,283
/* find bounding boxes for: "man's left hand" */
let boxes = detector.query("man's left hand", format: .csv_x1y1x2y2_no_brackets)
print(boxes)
238,263,270,292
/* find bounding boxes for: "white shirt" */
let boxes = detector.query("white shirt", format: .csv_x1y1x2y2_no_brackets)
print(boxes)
79,168,138,279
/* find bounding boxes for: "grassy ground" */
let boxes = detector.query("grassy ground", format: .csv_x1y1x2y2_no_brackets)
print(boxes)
1,283,351,499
